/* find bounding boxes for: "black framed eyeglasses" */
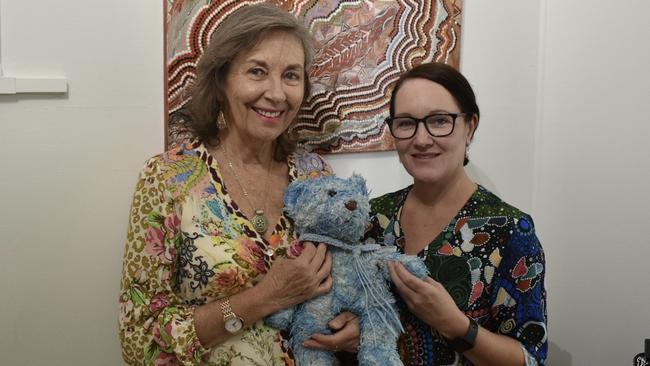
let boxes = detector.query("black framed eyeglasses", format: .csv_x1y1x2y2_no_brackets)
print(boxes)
385,112,466,139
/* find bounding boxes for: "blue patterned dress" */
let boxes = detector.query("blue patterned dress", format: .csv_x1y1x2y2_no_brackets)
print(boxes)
367,185,547,366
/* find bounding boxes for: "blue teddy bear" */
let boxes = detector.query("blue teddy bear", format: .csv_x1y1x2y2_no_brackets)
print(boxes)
266,173,428,366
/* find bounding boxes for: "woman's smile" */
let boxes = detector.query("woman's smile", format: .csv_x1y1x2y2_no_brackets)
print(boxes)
411,152,440,160
252,106,282,118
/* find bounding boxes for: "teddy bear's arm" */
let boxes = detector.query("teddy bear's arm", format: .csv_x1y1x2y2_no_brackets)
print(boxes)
265,306,296,331
380,250,429,280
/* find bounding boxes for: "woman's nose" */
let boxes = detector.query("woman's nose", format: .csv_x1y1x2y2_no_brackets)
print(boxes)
413,122,434,146
264,77,286,102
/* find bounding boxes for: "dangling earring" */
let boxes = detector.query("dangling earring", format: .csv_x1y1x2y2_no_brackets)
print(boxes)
217,110,227,129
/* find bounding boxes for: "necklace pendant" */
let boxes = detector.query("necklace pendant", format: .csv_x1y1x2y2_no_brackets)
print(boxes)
251,210,268,234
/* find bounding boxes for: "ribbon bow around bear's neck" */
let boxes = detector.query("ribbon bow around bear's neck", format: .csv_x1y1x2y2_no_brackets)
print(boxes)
299,233,381,256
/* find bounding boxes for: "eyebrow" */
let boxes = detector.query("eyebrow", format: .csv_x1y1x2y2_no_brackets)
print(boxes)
247,58,304,71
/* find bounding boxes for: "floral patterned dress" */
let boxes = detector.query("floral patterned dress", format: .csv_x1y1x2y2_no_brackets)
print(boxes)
119,141,332,366
366,185,547,366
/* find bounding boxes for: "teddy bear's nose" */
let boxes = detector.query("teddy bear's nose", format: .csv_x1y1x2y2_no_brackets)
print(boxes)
345,200,357,211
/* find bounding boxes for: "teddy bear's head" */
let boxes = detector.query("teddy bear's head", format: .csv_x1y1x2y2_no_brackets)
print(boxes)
284,174,370,244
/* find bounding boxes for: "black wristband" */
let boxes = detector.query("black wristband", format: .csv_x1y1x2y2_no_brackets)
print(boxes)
446,317,479,353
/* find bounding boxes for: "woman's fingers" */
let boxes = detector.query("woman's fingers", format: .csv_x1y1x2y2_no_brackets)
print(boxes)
389,262,418,300
309,242,328,267
260,242,334,308
307,332,352,351
304,313,360,353
298,241,317,262
392,261,428,292
316,274,333,295
302,337,328,349
316,252,332,281
304,243,331,293
298,242,329,277
329,311,357,330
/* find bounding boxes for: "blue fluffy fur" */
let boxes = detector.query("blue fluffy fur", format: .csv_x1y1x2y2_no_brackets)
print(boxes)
265,174,428,366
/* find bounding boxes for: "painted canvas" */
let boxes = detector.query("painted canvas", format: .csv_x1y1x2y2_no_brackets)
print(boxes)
165,0,463,153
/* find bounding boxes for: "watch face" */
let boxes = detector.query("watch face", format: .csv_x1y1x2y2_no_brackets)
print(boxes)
225,317,243,333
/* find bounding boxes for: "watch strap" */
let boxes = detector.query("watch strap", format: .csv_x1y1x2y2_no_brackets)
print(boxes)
446,317,479,353
219,298,236,320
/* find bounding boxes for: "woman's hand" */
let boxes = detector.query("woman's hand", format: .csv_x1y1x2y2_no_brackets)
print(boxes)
259,242,333,311
303,312,360,353
388,261,469,339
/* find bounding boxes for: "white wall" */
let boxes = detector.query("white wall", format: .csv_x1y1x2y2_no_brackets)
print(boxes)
534,1,650,365
0,1,164,365
1,1,648,365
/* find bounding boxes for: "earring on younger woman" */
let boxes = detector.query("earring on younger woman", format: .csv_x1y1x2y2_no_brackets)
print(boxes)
217,111,227,129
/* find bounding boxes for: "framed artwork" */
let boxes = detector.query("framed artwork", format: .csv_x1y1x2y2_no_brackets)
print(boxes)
165,0,463,153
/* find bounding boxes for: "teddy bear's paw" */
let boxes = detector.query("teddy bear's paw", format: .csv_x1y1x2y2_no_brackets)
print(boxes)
384,251,430,279
403,256,429,279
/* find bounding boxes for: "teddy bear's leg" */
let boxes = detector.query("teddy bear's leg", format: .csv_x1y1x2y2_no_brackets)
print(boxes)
357,307,404,366
288,295,339,366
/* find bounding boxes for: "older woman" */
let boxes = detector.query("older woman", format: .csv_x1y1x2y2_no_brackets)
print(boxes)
119,4,357,365
368,62,547,365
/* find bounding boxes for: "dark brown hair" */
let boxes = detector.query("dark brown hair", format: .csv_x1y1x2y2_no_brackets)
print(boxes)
389,62,480,165
184,4,314,160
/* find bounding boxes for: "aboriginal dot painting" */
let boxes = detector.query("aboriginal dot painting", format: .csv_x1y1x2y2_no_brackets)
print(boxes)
165,0,463,153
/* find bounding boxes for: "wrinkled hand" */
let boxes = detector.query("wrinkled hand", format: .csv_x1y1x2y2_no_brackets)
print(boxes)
388,261,468,339
303,312,360,353
259,242,332,310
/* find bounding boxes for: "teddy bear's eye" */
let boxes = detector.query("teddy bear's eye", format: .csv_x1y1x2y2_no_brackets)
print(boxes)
328,189,337,197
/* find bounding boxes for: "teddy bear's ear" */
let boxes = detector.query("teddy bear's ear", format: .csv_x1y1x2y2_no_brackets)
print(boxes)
284,179,308,214
349,173,369,196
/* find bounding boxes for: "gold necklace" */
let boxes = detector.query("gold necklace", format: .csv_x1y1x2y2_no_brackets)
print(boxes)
220,144,272,234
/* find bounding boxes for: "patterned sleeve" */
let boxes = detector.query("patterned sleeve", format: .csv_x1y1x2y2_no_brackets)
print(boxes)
488,214,548,365
119,157,210,365
316,153,334,175
293,151,334,178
